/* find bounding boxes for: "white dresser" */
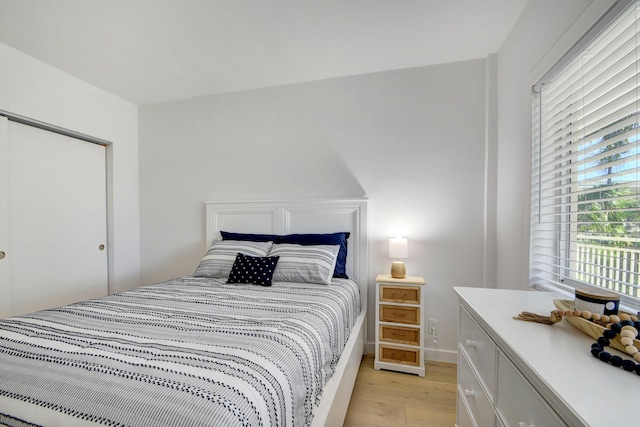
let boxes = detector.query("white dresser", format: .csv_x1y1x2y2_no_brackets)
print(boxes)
455,287,639,427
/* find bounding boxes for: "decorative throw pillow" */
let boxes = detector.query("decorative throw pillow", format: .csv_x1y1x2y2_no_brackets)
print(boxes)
279,232,351,279
194,240,273,278
227,253,280,286
268,243,340,285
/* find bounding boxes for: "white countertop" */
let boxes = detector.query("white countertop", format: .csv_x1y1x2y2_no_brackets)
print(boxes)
455,287,638,427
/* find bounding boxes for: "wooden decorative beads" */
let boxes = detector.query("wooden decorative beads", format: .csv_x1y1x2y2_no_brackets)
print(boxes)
621,337,634,346
549,308,638,326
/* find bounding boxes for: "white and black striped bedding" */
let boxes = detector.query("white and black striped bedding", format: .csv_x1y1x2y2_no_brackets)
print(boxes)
0,276,360,427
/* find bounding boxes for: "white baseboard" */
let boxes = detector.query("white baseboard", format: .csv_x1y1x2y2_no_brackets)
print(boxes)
365,342,458,365
424,346,457,364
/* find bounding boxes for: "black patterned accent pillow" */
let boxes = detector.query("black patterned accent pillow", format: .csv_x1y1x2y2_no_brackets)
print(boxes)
227,253,280,286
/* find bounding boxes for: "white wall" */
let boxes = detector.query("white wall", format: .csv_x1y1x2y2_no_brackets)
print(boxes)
0,0,619,362
0,42,141,297
139,60,488,361
496,0,600,289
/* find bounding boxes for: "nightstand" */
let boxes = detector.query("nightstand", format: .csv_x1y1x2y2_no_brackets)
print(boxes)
374,274,426,376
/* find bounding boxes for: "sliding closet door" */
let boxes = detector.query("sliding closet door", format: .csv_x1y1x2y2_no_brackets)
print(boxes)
8,121,108,316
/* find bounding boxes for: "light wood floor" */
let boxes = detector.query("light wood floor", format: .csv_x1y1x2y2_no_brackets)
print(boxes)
343,355,457,427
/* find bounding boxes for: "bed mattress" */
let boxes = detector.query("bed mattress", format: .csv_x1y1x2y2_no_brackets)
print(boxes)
0,277,360,427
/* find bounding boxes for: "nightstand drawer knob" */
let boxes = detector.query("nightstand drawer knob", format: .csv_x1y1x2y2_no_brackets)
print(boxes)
392,352,407,363
465,339,477,348
391,292,407,303
464,389,475,398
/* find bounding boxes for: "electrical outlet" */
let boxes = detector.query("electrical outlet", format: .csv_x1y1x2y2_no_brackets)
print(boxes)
428,319,440,335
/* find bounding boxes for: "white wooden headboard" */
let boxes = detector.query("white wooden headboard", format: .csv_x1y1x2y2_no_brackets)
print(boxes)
204,198,368,310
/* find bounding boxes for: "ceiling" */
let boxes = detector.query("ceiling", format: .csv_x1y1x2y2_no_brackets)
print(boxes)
0,0,528,106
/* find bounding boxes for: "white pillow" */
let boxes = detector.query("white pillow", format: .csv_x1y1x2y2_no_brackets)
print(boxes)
194,240,273,278
268,243,340,285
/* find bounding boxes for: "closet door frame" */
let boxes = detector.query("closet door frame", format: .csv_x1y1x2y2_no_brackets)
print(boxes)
0,117,10,318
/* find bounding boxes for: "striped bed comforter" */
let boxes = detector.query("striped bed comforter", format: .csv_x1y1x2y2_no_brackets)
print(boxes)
0,277,361,427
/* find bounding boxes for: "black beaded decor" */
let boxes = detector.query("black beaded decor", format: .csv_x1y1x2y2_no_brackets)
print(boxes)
590,322,640,376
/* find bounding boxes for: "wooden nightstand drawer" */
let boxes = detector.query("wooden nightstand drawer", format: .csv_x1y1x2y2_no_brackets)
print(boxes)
380,285,420,304
379,304,419,324
379,345,420,366
380,324,420,346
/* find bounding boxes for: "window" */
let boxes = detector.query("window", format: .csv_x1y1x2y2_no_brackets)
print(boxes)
531,1,640,311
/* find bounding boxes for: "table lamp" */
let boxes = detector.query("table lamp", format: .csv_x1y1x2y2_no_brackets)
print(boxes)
389,237,408,278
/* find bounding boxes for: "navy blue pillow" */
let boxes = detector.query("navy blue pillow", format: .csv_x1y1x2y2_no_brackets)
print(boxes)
279,232,350,279
227,253,280,286
220,231,278,242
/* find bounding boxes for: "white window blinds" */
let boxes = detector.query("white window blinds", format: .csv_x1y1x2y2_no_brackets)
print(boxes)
531,2,640,311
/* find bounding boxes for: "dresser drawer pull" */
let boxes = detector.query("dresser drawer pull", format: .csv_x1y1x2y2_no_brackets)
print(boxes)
463,389,475,398
391,332,407,337
518,423,534,427
465,339,477,348
392,312,407,317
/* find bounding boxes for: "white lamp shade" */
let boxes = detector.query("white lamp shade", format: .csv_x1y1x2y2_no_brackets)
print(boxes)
389,237,408,259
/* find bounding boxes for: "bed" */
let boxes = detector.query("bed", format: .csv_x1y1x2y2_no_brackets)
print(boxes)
0,198,368,427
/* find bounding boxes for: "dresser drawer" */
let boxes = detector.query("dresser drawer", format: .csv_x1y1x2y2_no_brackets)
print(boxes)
379,304,420,324
379,344,420,366
380,284,420,304
496,350,564,427
459,307,496,401
456,388,475,427
458,351,495,427
380,324,420,346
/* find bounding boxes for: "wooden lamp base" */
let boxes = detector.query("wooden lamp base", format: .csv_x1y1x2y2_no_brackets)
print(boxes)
391,261,406,279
